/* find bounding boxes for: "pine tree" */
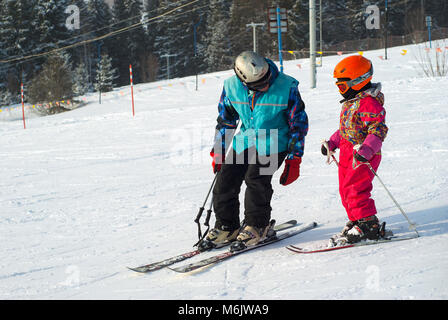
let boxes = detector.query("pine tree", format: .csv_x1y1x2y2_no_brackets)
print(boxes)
86,0,113,36
67,0,92,84
109,0,148,86
0,86,13,107
140,0,160,82
94,54,118,93
125,0,148,84
34,0,71,51
78,0,112,87
285,0,309,51
142,0,160,47
344,0,368,40
153,0,177,79
28,52,74,103
85,0,114,85
205,0,232,72
425,0,448,29
0,1,13,60
386,2,405,37
0,1,12,99
110,0,130,85
154,0,208,80
321,0,352,46
0,0,39,103
72,63,90,97
228,0,271,59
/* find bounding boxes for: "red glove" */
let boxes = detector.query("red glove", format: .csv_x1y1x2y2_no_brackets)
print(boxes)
210,151,225,173
280,158,301,186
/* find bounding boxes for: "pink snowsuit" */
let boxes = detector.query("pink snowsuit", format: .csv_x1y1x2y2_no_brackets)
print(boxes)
328,84,388,221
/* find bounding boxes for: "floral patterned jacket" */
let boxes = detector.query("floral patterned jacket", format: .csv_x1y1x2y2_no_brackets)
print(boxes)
339,83,388,149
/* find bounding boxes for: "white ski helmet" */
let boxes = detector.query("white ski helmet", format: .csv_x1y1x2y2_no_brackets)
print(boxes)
234,51,269,84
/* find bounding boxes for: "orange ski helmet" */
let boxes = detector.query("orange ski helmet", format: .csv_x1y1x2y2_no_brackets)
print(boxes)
333,55,373,94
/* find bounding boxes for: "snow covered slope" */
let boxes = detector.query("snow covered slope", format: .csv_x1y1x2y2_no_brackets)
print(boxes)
1,42,447,299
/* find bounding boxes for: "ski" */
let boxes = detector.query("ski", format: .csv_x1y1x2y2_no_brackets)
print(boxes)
286,233,419,254
128,219,299,273
169,222,318,273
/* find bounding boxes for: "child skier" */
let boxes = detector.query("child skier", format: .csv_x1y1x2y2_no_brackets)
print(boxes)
322,55,388,245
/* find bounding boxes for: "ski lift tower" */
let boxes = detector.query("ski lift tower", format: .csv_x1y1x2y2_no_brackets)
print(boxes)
309,0,317,88
268,6,288,73
426,16,432,48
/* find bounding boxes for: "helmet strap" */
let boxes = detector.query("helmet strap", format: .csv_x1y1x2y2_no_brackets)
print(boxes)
346,66,373,88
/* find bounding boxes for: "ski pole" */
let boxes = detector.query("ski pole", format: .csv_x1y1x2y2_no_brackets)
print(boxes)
193,194,214,247
365,162,419,237
194,120,242,245
352,145,419,236
193,174,218,245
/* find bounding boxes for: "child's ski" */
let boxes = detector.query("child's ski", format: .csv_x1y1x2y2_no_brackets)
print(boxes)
286,234,418,254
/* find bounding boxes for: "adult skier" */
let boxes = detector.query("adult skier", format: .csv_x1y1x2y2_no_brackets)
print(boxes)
199,51,308,252
322,55,388,245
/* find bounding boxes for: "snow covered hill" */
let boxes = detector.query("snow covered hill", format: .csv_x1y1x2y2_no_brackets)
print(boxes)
1,42,447,300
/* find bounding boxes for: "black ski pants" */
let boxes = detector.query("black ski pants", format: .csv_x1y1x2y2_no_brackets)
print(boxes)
212,148,288,230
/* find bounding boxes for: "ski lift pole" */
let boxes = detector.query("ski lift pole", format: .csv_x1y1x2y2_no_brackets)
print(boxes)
97,41,103,104
21,83,26,129
129,64,135,116
426,16,432,48
276,6,284,73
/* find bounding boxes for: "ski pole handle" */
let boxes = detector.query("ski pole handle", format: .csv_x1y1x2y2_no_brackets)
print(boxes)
204,195,213,227
194,207,205,224
352,144,364,169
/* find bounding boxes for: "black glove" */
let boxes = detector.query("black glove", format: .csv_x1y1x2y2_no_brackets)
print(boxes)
321,143,328,156
354,152,368,163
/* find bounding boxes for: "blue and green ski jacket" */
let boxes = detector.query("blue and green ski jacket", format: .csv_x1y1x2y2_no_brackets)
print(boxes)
214,59,308,159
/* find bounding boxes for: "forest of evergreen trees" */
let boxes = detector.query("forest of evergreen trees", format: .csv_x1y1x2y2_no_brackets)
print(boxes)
1,0,447,105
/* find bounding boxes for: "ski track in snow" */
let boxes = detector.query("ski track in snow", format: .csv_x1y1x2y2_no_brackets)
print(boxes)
1,43,448,299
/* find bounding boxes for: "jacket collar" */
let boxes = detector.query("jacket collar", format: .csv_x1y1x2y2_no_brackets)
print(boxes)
265,58,279,86
341,83,383,105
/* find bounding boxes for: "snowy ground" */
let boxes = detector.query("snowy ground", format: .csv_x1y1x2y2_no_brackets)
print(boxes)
1,42,447,300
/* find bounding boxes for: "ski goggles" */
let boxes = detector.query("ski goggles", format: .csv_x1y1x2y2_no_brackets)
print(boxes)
236,69,272,91
335,80,351,94
335,66,373,94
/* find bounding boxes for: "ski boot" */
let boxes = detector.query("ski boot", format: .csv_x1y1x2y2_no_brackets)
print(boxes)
329,216,389,247
197,226,239,252
230,220,276,252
